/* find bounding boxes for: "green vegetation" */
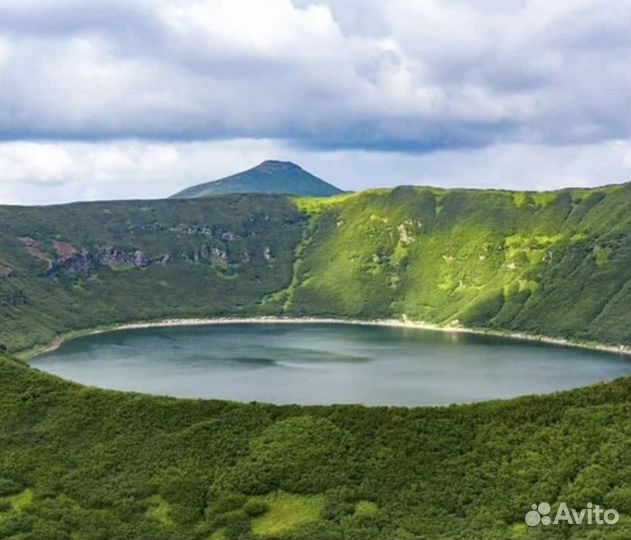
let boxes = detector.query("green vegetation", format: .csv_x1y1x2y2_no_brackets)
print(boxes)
292,192,355,214
285,183,631,347
146,495,173,526
171,161,343,199
0,194,306,354
1,183,628,355
0,182,629,539
250,492,325,537
0,354,629,539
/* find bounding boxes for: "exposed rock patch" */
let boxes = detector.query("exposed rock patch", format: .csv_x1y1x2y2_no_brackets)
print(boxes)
211,248,228,263
21,230,243,279
46,251,94,277
52,240,78,260
46,246,152,277
97,247,150,268
19,237,49,262
168,224,238,242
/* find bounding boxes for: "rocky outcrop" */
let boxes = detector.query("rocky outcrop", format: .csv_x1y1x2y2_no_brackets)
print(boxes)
45,240,93,276
45,245,152,277
52,240,77,259
169,224,215,236
97,247,150,268
182,245,229,264
168,224,237,242
211,248,228,263
24,232,240,278
45,251,94,277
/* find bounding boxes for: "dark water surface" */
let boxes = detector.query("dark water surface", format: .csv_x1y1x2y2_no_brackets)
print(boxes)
30,323,630,406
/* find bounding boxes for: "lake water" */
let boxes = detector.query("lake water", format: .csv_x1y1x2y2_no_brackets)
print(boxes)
30,323,630,406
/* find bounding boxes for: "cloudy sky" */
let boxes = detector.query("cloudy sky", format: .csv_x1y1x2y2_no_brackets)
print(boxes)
0,0,628,204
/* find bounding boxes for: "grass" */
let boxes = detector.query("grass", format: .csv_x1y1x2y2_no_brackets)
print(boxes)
209,527,227,539
354,500,378,516
250,492,326,538
0,489,34,535
146,495,173,526
292,192,355,215
7,489,33,512
1,184,629,355
289,183,631,346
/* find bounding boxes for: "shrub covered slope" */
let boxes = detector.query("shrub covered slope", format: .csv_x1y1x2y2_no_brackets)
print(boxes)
286,183,631,346
0,195,306,353
0,355,629,539
1,183,628,354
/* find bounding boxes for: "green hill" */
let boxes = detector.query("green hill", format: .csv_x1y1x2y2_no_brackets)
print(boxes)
0,182,630,539
0,354,629,540
1,183,629,355
285,183,631,347
170,160,343,198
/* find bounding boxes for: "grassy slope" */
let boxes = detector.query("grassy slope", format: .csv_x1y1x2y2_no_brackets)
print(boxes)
0,184,629,540
0,354,629,540
288,183,631,346
1,184,628,354
0,195,306,353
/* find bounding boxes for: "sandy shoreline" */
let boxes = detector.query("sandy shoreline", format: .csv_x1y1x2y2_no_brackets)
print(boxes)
22,316,631,359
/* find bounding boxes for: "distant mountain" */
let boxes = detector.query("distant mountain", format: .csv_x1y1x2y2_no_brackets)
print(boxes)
171,160,343,198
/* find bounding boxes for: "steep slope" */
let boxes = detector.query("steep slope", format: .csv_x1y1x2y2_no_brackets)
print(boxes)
171,160,343,198
0,195,306,353
0,353,629,539
0,183,629,355
286,183,631,346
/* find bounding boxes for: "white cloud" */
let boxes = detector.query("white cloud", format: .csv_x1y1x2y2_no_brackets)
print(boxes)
0,139,627,205
0,139,283,204
0,1,628,202
0,143,73,185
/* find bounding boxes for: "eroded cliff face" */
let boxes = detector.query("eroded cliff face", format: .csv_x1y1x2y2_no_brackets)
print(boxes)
0,195,306,352
19,237,277,278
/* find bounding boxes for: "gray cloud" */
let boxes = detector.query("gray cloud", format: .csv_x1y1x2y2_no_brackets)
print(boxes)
0,0,628,152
